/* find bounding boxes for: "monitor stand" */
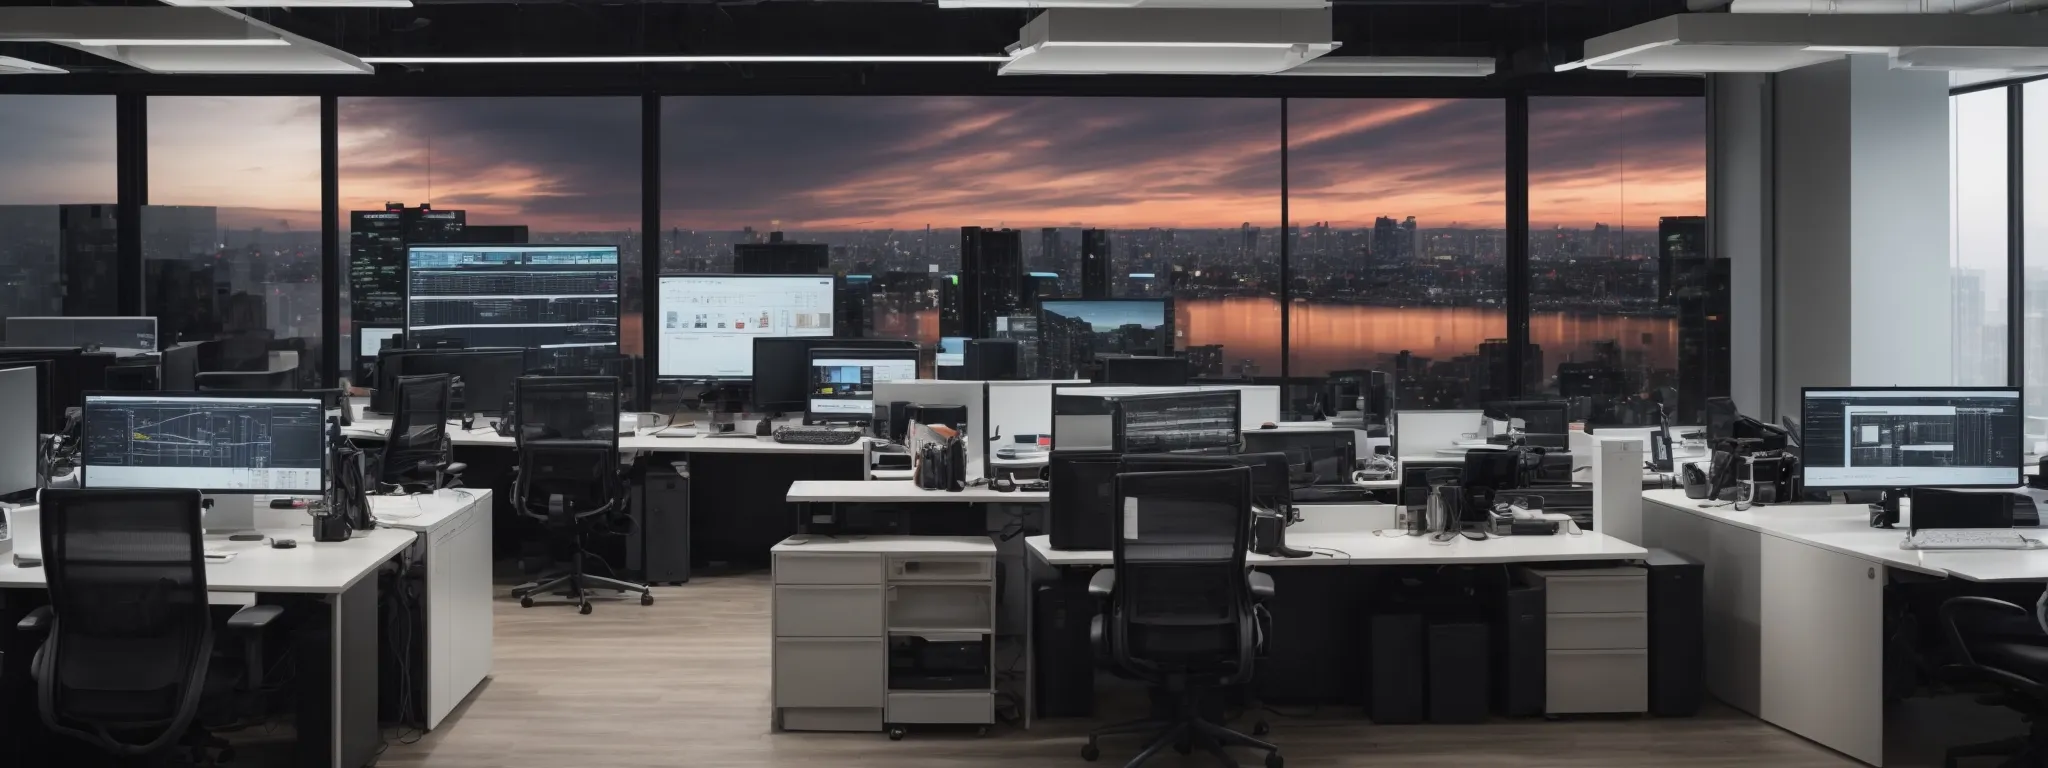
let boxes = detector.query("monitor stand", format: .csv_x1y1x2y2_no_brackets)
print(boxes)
1867,488,1906,529
202,495,259,534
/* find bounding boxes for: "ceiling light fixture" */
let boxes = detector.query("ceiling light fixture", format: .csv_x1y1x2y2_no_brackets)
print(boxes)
162,0,413,6
70,37,292,47
359,54,1014,64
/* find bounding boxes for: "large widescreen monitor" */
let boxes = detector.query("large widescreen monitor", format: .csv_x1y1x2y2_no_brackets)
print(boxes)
1800,387,2024,491
656,274,835,379
80,392,326,495
1037,299,1170,380
405,245,620,372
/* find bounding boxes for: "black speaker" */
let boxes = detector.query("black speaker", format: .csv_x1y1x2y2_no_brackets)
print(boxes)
1646,549,1705,717
1033,581,1096,718
1494,578,1545,717
1369,613,1425,724
1048,451,1123,551
1428,621,1490,724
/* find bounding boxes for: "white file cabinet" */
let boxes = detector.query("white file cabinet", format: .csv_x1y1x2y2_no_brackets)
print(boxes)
771,535,997,738
1518,564,1649,715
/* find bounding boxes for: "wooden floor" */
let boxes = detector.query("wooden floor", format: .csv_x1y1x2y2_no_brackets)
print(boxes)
379,573,1861,768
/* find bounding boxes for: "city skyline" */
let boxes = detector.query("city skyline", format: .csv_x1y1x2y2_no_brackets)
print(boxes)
2,95,1706,234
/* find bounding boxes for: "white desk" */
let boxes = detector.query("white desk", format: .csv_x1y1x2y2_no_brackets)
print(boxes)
1,520,411,768
370,491,495,732
342,403,866,455
1026,529,1646,568
788,479,1049,504
1641,489,2048,767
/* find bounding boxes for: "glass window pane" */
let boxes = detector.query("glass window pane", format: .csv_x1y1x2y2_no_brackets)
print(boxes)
1286,99,1507,409
2023,83,2048,434
339,97,642,392
1528,96,1715,425
146,96,322,385
1953,88,2009,388
0,96,118,341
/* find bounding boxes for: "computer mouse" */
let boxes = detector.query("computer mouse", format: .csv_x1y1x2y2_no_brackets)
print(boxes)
1260,422,1278,430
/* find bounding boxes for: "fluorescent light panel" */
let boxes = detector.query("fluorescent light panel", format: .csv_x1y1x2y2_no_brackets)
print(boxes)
360,54,1013,64
69,37,290,46
163,0,412,6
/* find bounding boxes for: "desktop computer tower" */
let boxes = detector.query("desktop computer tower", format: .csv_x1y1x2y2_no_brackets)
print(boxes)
1428,621,1490,724
1368,613,1425,724
1646,549,1704,716
1048,452,1123,550
1494,578,1545,717
632,461,692,585
1033,581,1097,718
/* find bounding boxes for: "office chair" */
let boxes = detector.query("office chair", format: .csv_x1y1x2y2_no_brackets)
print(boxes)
1084,466,1282,768
375,373,467,491
508,375,652,615
1939,596,2048,768
14,489,279,763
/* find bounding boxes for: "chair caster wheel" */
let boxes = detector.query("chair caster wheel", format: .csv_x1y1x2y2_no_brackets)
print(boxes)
641,593,654,606
578,602,592,615
976,725,989,737
888,726,906,741
1253,720,1270,736
1265,753,1284,768
519,596,533,608
1081,742,1100,762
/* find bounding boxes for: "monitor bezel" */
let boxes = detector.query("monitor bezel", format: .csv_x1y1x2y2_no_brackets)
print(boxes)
1797,385,2025,492
79,390,329,496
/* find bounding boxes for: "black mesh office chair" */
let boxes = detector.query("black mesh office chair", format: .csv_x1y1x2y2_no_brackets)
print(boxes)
13,489,279,763
376,373,466,491
1084,466,1281,768
1939,596,2048,768
508,376,651,614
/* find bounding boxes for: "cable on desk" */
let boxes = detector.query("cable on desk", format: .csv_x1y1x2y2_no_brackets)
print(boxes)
1300,546,1350,559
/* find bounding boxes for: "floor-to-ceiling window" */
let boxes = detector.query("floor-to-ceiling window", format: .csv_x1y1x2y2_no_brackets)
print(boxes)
0,95,118,342
2023,82,2048,437
1528,96,1712,425
1286,98,1507,408
1953,87,2011,389
337,97,643,391
146,96,323,385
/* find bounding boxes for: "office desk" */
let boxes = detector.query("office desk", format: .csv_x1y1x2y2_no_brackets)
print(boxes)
1,524,412,768
1640,489,2048,767
343,398,867,455
789,479,1049,504
370,491,495,731
1025,529,1645,567
1402,453,1679,489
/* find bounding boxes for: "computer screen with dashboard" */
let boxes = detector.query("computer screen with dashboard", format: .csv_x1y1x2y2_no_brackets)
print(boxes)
1801,387,2024,490
657,274,835,379
80,393,326,494
807,348,919,424
1037,299,1170,380
405,245,620,372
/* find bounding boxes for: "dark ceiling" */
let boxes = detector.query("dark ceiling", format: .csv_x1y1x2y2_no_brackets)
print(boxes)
0,0,1703,96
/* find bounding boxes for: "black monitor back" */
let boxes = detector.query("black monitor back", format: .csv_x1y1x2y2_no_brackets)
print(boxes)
158,341,201,391
399,348,527,416
0,348,114,432
1122,452,1290,508
965,339,1022,381
1048,451,1123,551
1242,429,1355,486
194,368,297,392
1099,355,1188,386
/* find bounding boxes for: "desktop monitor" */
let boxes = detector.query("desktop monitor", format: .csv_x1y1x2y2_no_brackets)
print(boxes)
1485,400,1572,450
370,349,438,415
1243,430,1357,486
1800,387,2024,491
752,337,917,413
0,367,37,500
1037,299,1170,379
398,348,527,416
195,368,299,392
405,244,621,370
79,392,326,495
4,359,56,435
105,364,160,392
964,339,1022,381
5,316,157,355
355,324,403,383
656,274,835,380
806,347,919,425
1099,355,1189,386
159,341,201,391
0,348,117,433
936,336,968,369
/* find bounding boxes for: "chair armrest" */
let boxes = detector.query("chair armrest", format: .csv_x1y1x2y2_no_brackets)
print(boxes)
15,606,52,633
1248,570,1275,602
1088,569,1116,600
225,604,282,633
443,461,468,476
1941,596,2031,668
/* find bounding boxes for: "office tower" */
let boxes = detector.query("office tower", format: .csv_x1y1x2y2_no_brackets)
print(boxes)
1372,216,1403,267
960,227,1025,338
734,231,829,274
938,272,963,338
58,204,120,317
461,225,529,244
145,259,220,346
1184,344,1224,378
1081,228,1111,299
0,207,64,332
1591,222,1615,261
1659,216,1705,306
349,203,465,326
1402,216,1419,264
1676,256,1731,424
1039,227,1064,272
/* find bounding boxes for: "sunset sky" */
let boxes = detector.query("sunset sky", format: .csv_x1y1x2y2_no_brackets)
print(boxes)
0,93,1706,234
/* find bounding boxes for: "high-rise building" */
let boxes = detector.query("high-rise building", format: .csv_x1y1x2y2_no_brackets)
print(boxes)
734,231,829,274
1039,227,1064,273
349,203,465,326
1372,216,1404,267
1591,222,1614,260
1658,216,1706,306
1081,228,1111,299
1401,216,1419,264
960,226,1025,338
1675,255,1731,423
58,204,120,317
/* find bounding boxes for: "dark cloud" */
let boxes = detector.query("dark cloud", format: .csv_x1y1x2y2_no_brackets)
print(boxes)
0,95,118,205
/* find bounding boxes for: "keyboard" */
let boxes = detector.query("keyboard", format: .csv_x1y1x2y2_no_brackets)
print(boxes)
774,426,864,446
1905,529,2035,550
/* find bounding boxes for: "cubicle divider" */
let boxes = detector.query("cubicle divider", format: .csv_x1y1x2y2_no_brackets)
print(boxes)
1049,383,1282,432
874,380,990,482
1394,410,1483,458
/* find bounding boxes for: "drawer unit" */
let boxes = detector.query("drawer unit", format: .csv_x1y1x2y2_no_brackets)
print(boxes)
1546,612,1648,650
775,586,884,638
774,638,885,709
888,556,994,582
1546,649,1649,714
887,692,994,725
1520,566,1646,614
775,553,883,585
781,707,883,733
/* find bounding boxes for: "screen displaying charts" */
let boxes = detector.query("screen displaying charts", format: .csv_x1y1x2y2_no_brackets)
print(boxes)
80,394,326,494
656,275,835,379
808,353,918,420
1801,388,2024,489
405,245,620,372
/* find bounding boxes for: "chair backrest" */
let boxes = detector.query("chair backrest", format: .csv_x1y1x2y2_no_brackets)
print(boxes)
514,375,620,450
381,373,452,485
515,440,622,523
1110,465,1254,674
36,488,213,755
